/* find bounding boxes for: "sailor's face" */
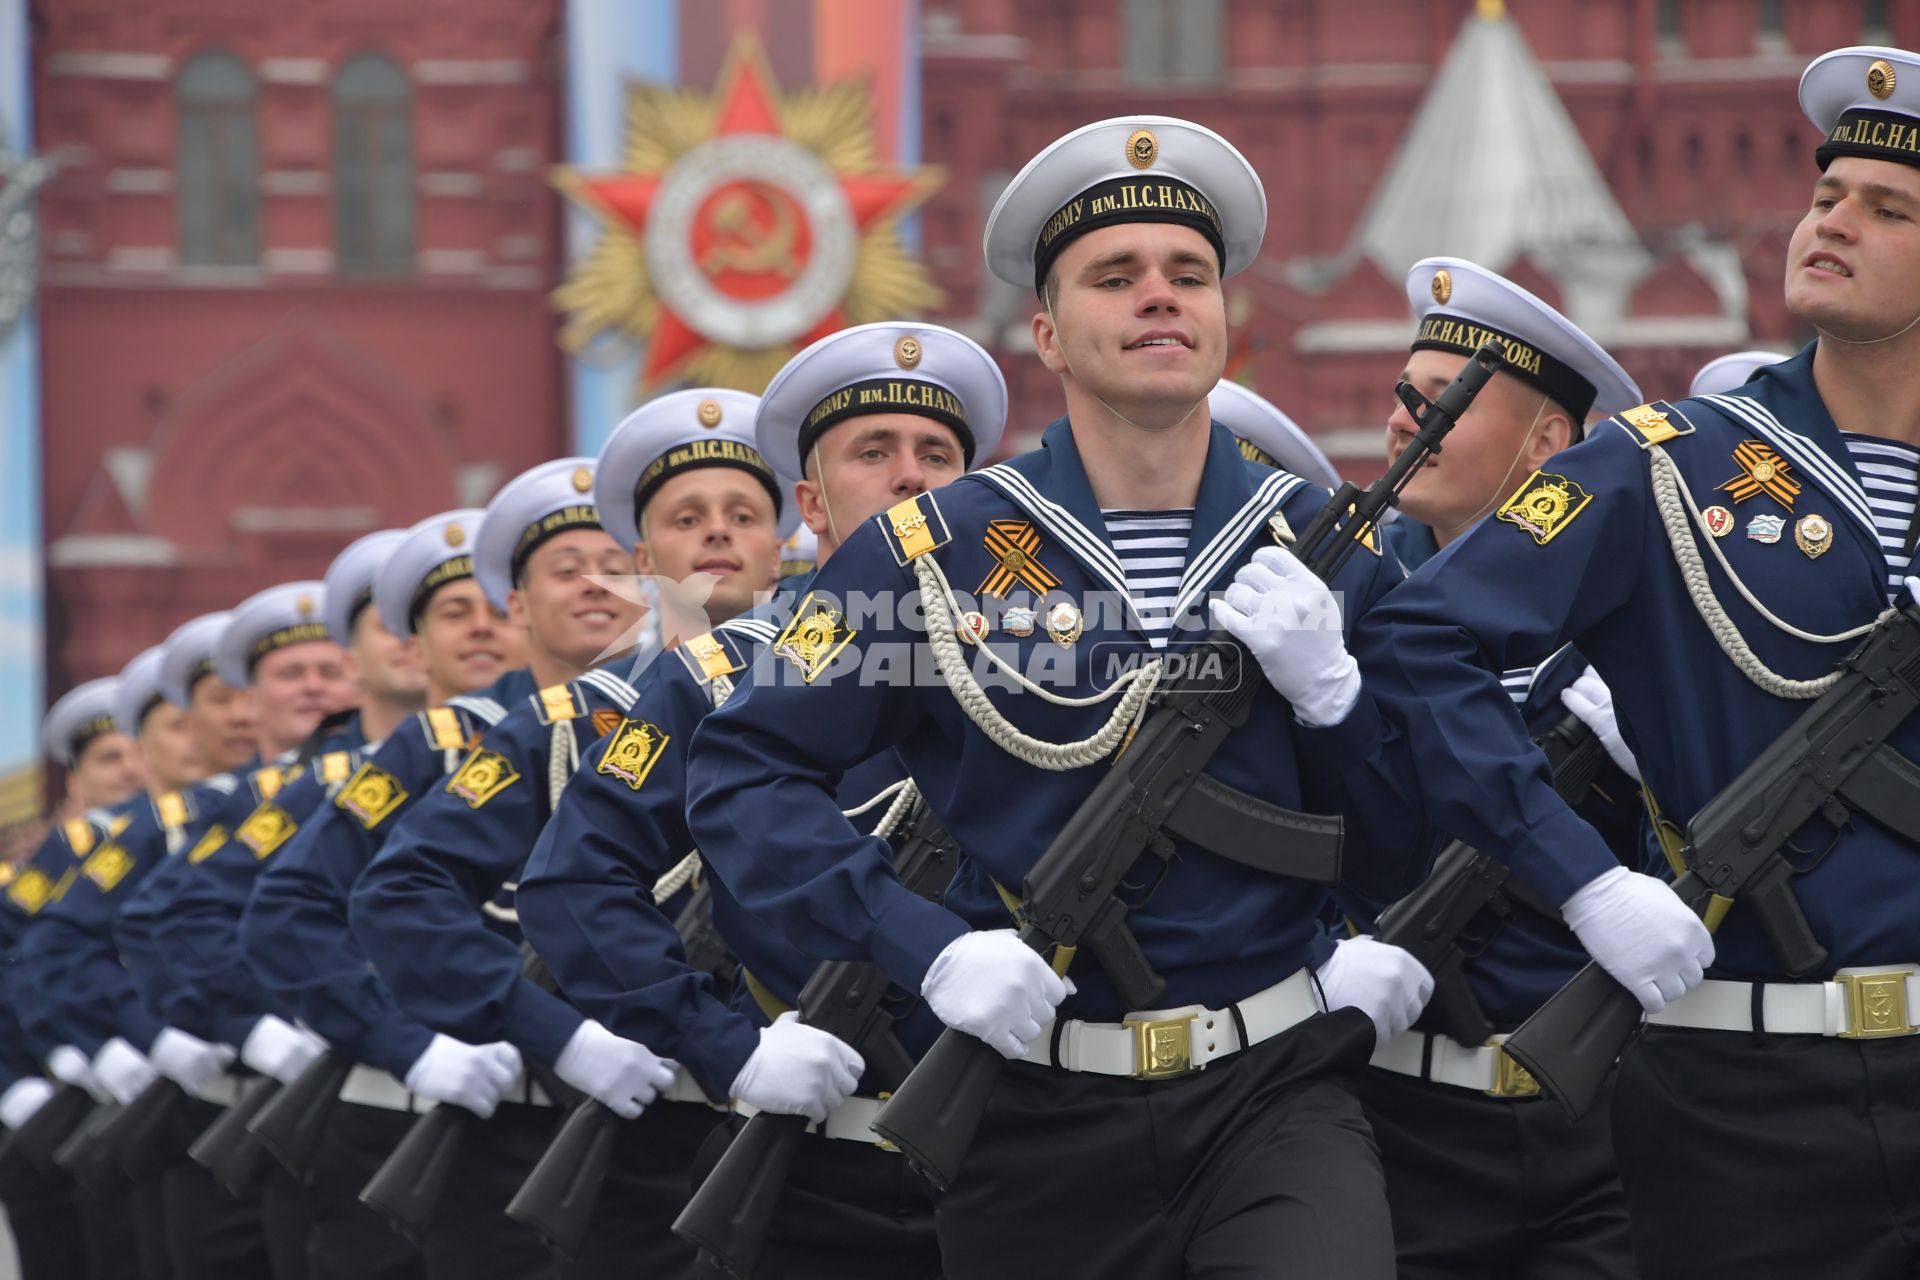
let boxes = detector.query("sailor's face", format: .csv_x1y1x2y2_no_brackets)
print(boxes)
1787,157,1920,340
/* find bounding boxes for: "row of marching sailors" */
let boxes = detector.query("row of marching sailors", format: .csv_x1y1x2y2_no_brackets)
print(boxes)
7,53,1919,1280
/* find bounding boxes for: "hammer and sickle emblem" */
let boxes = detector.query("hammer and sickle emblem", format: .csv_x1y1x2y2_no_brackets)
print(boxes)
699,183,802,281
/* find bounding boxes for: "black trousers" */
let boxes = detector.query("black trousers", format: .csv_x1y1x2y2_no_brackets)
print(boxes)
127,1172,173,1280
305,1103,424,1280
935,1008,1394,1280
1612,1025,1920,1280
566,1099,721,1279
1357,1064,1634,1279
421,1101,562,1280
688,1110,941,1280
2,1170,90,1279
161,1098,274,1279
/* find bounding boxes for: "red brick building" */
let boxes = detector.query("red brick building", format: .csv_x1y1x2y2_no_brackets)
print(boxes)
32,0,1912,691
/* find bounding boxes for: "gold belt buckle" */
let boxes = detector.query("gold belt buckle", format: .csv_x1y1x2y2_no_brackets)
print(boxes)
1837,970,1916,1039
1485,1043,1541,1099
1124,1014,1196,1079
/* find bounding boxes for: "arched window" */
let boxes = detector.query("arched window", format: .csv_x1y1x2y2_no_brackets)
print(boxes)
333,54,413,274
176,51,259,265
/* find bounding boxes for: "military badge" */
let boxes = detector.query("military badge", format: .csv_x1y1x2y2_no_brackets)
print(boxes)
1795,513,1833,559
9,869,52,915
1747,513,1786,544
1701,505,1735,538
186,825,228,866
338,763,408,829
237,804,298,860
83,843,135,891
957,611,989,645
978,520,1061,598
447,749,522,809
1495,471,1594,546
424,707,468,751
596,719,672,792
1045,601,1083,647
1717,440,1800,510
1003,606,1037,637
773,592,858,683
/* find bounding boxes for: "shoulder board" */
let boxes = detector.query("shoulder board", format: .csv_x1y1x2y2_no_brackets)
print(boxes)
313,750,356,786
155,790,191,830
0,862,14,887
63,817,96,857
421,705,472,751
107,811,134,838
1610,401,1696,450
446,694,508,727
250,765,288,803
532,682,589,725
674,629,747,686
875,492,951,566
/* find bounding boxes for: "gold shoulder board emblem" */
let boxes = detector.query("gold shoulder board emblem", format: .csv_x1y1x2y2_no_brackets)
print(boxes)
685,632,741,682
772,592,859,684
252,766,286,803
1496,470,1595,546
63,818,96,857
237,804,298,860
319,751,354,785
338,763,408,829
537,683,585,724
1621,403,1679,446
596,719,672,792
425,706,467,751
879,493,950,565
446,748,522,809
157,791,190,829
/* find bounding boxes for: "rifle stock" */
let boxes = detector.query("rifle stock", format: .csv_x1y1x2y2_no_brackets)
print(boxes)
504,1099,619,1258
102,1077,190,1179
52,1100,125,1194
6,1082,94,1170
358,1103,470,1245
188,1075,279,1197
248,1050,351,1182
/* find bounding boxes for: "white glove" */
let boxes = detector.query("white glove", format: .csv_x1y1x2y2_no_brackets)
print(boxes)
1905,575,1919,607
240,1014,328,1085
92,1037,159,1105
1314,935,1434,1048
728,1011,865,1125
553,1019,677,1120
403,1034,523,1118
1210,546,1360,726
0,1078,55,1130
920,929,1072,1059
149,1027,237,1094
1560,670,1640,782
1561,866,1714,1013
45,1045,95,1092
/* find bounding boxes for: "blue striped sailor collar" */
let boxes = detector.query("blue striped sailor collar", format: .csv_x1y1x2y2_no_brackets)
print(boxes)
963,416,1312,641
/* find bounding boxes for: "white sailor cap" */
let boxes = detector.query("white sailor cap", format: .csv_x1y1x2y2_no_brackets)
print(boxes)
322,529,406,646
779,524,819,579
984,115,1266,292
374,510,483,638
476,459,610,610
43,677,122,766
1208,381,1341,490
1405,257,1641,423
1689,350,1789,399
757,322,1008,481
113,646,169,739
596,392,796,555
214,582,332,690
160,612,234,708
1802,47,1920,171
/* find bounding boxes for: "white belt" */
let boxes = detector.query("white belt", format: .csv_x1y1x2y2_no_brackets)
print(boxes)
1648,966,1920,1039
659,1069,726,1110
191,1074,242,1107
732,1095,893,1148
339,1065,437,1114
1369,1032,1541,1099
1017,969,1319,1079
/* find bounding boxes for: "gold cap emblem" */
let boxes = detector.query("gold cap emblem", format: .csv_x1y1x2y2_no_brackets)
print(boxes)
444,523,465,548
1431,269,1453,305
894,335,922,369
1869,59,1897,100
1126,128,1157,170
571,466,593,493
295,594,315,617
697,398,723,428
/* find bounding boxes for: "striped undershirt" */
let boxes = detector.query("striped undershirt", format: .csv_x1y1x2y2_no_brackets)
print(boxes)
1842,433,1920,601
1499,667,1535,708
1102,509,1192,649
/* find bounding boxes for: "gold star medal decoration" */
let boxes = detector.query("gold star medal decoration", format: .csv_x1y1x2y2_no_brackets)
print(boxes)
553,35,944,393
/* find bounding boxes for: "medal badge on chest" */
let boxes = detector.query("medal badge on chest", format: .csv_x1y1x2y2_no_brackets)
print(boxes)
1717,441,1801,511
1002,605,1037,637
1794,513,1833,559
1746,513,1786,545
1045,601,1083,647
1701,505,1735,538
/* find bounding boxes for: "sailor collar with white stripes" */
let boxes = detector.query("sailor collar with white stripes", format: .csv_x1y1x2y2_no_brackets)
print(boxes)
956,417,1314,640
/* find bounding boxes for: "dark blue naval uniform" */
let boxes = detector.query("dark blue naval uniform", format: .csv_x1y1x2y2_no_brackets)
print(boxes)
2,814,120,1061
686,419,1418,1280
519,608,943,1279
1357,345,1920,1280
242,675,529,1075
688,419,1422,1019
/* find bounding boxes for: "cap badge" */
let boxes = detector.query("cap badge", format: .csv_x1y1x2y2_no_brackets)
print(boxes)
894,335,922,369
697,398,723,428
295,594,315,617
571,466,593,493
1869,58,1897,101
1431,268,1453,305
1126,128,1158,170
444,523,466,548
